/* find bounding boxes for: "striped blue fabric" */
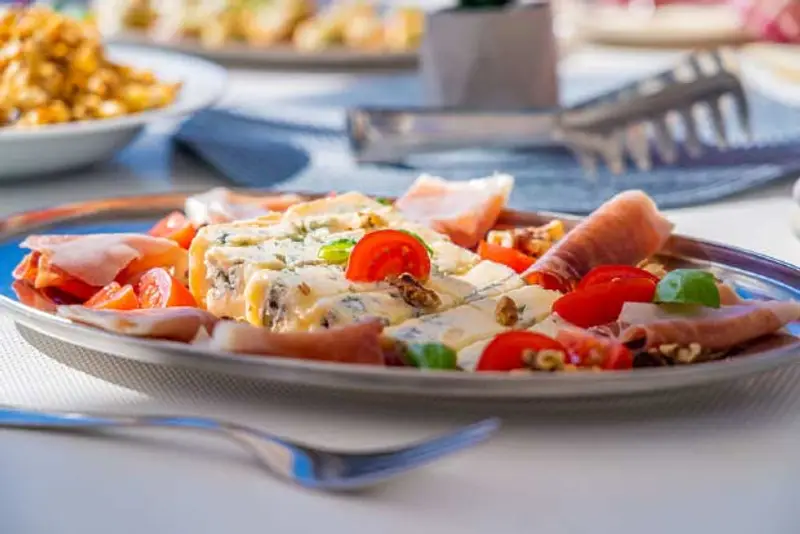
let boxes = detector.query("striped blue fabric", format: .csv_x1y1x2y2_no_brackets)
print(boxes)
175,73,800,214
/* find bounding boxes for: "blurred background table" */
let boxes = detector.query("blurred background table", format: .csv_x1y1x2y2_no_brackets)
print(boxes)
0,45,799,534
0,45,796,263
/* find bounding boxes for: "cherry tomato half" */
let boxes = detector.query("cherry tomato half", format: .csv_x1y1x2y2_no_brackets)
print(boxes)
476,331,568,372
12,252,40,284
477,241,535,274
556,329,633,370
552,277,657,329
137,268,197,308
524,271,572,293
148,211,197,249
85,282,140,311
345,230,431,282
577,265,660,290
32,255,99,301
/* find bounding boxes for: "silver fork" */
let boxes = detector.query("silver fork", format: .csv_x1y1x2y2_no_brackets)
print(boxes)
0,406,499,491
348,49,750,175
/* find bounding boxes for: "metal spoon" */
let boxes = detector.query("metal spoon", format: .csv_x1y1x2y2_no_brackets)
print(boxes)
0,406,500,491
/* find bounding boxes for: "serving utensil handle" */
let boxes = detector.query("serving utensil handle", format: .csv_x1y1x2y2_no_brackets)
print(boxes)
347,107,560,164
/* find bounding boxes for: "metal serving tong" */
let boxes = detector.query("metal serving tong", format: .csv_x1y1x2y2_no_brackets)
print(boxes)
348,49,750,174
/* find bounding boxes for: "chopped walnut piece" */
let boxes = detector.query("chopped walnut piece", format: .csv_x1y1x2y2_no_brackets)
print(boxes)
486,220,565,260
646,342,724,365
494,296,519,326
297,282,311,296
517,237,551,258
387,273,442,310
486,229,515,248
522,348,567,371
637,259,668,279
359,212,387,229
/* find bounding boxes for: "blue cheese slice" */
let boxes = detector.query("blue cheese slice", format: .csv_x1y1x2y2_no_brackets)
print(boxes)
468,286,560,328
427,261,523,304
385,305,506,350
244,265,379,330
303,291,416,330
283,192,388,219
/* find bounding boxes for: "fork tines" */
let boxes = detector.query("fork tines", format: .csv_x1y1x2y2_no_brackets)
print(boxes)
560,48,751,175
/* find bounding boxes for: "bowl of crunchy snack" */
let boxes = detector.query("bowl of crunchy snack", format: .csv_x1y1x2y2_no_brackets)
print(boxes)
0,6,227,180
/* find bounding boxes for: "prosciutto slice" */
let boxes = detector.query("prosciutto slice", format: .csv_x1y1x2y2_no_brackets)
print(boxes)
523,190,674,290
21,233,186,287
57,306,219,342
395,173,514,248
184,187,306,226
618,301,800,351
209,319,385,365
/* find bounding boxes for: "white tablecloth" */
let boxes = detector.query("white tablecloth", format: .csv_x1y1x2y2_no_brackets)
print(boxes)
0,48,799,534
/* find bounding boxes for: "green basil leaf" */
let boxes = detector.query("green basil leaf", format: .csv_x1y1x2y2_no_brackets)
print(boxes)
398,230,434,256
317,238,358,265
654,269,721,308
375,197,393,206
405,343,458,370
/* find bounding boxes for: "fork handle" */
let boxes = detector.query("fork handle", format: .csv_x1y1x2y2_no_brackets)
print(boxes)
347,107,560,164
0,407,315,484
0,407,224,431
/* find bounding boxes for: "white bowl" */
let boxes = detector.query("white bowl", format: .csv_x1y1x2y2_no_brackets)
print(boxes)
0,45,227,181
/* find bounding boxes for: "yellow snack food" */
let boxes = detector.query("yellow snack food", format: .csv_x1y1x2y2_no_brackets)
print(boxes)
0,6,180,128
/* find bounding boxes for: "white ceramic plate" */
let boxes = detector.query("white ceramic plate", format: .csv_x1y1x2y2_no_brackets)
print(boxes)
108,32,418,71
739,43,800,107
0,191,798,400
577,5,750,48
0,45,227,181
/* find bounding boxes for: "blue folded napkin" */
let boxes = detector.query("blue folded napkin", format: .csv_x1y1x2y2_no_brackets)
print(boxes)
175,73,800,214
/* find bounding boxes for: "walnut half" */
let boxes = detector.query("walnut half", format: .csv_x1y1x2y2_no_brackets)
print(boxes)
494,296,519,326
387,273,441,311
522,349,567,371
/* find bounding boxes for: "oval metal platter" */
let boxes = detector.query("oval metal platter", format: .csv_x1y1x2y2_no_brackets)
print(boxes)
0,191,798,399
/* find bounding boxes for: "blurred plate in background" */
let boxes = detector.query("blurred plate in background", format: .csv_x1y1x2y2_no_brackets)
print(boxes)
0,45,226,182
576,4,751,48
739,43,800,107
107,32,418,71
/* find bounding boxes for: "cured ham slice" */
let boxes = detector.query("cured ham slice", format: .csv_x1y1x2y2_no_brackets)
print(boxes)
57,306,219,343
395,174,514,248
184,187,307,226
209,319,385,365
21,233,186,288
523,190,674,291
618,301,800,351
11,281,58,313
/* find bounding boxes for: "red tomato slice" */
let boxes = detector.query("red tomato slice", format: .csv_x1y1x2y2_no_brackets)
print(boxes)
137,267,197,308
476,331,568,372
552,277,657,329
85,282,140,311
148,211,197,249
32,255,99,301
477,241,535,274
345,230,431,282
12,252,41,284
577,265,660,290
556,329,633,370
